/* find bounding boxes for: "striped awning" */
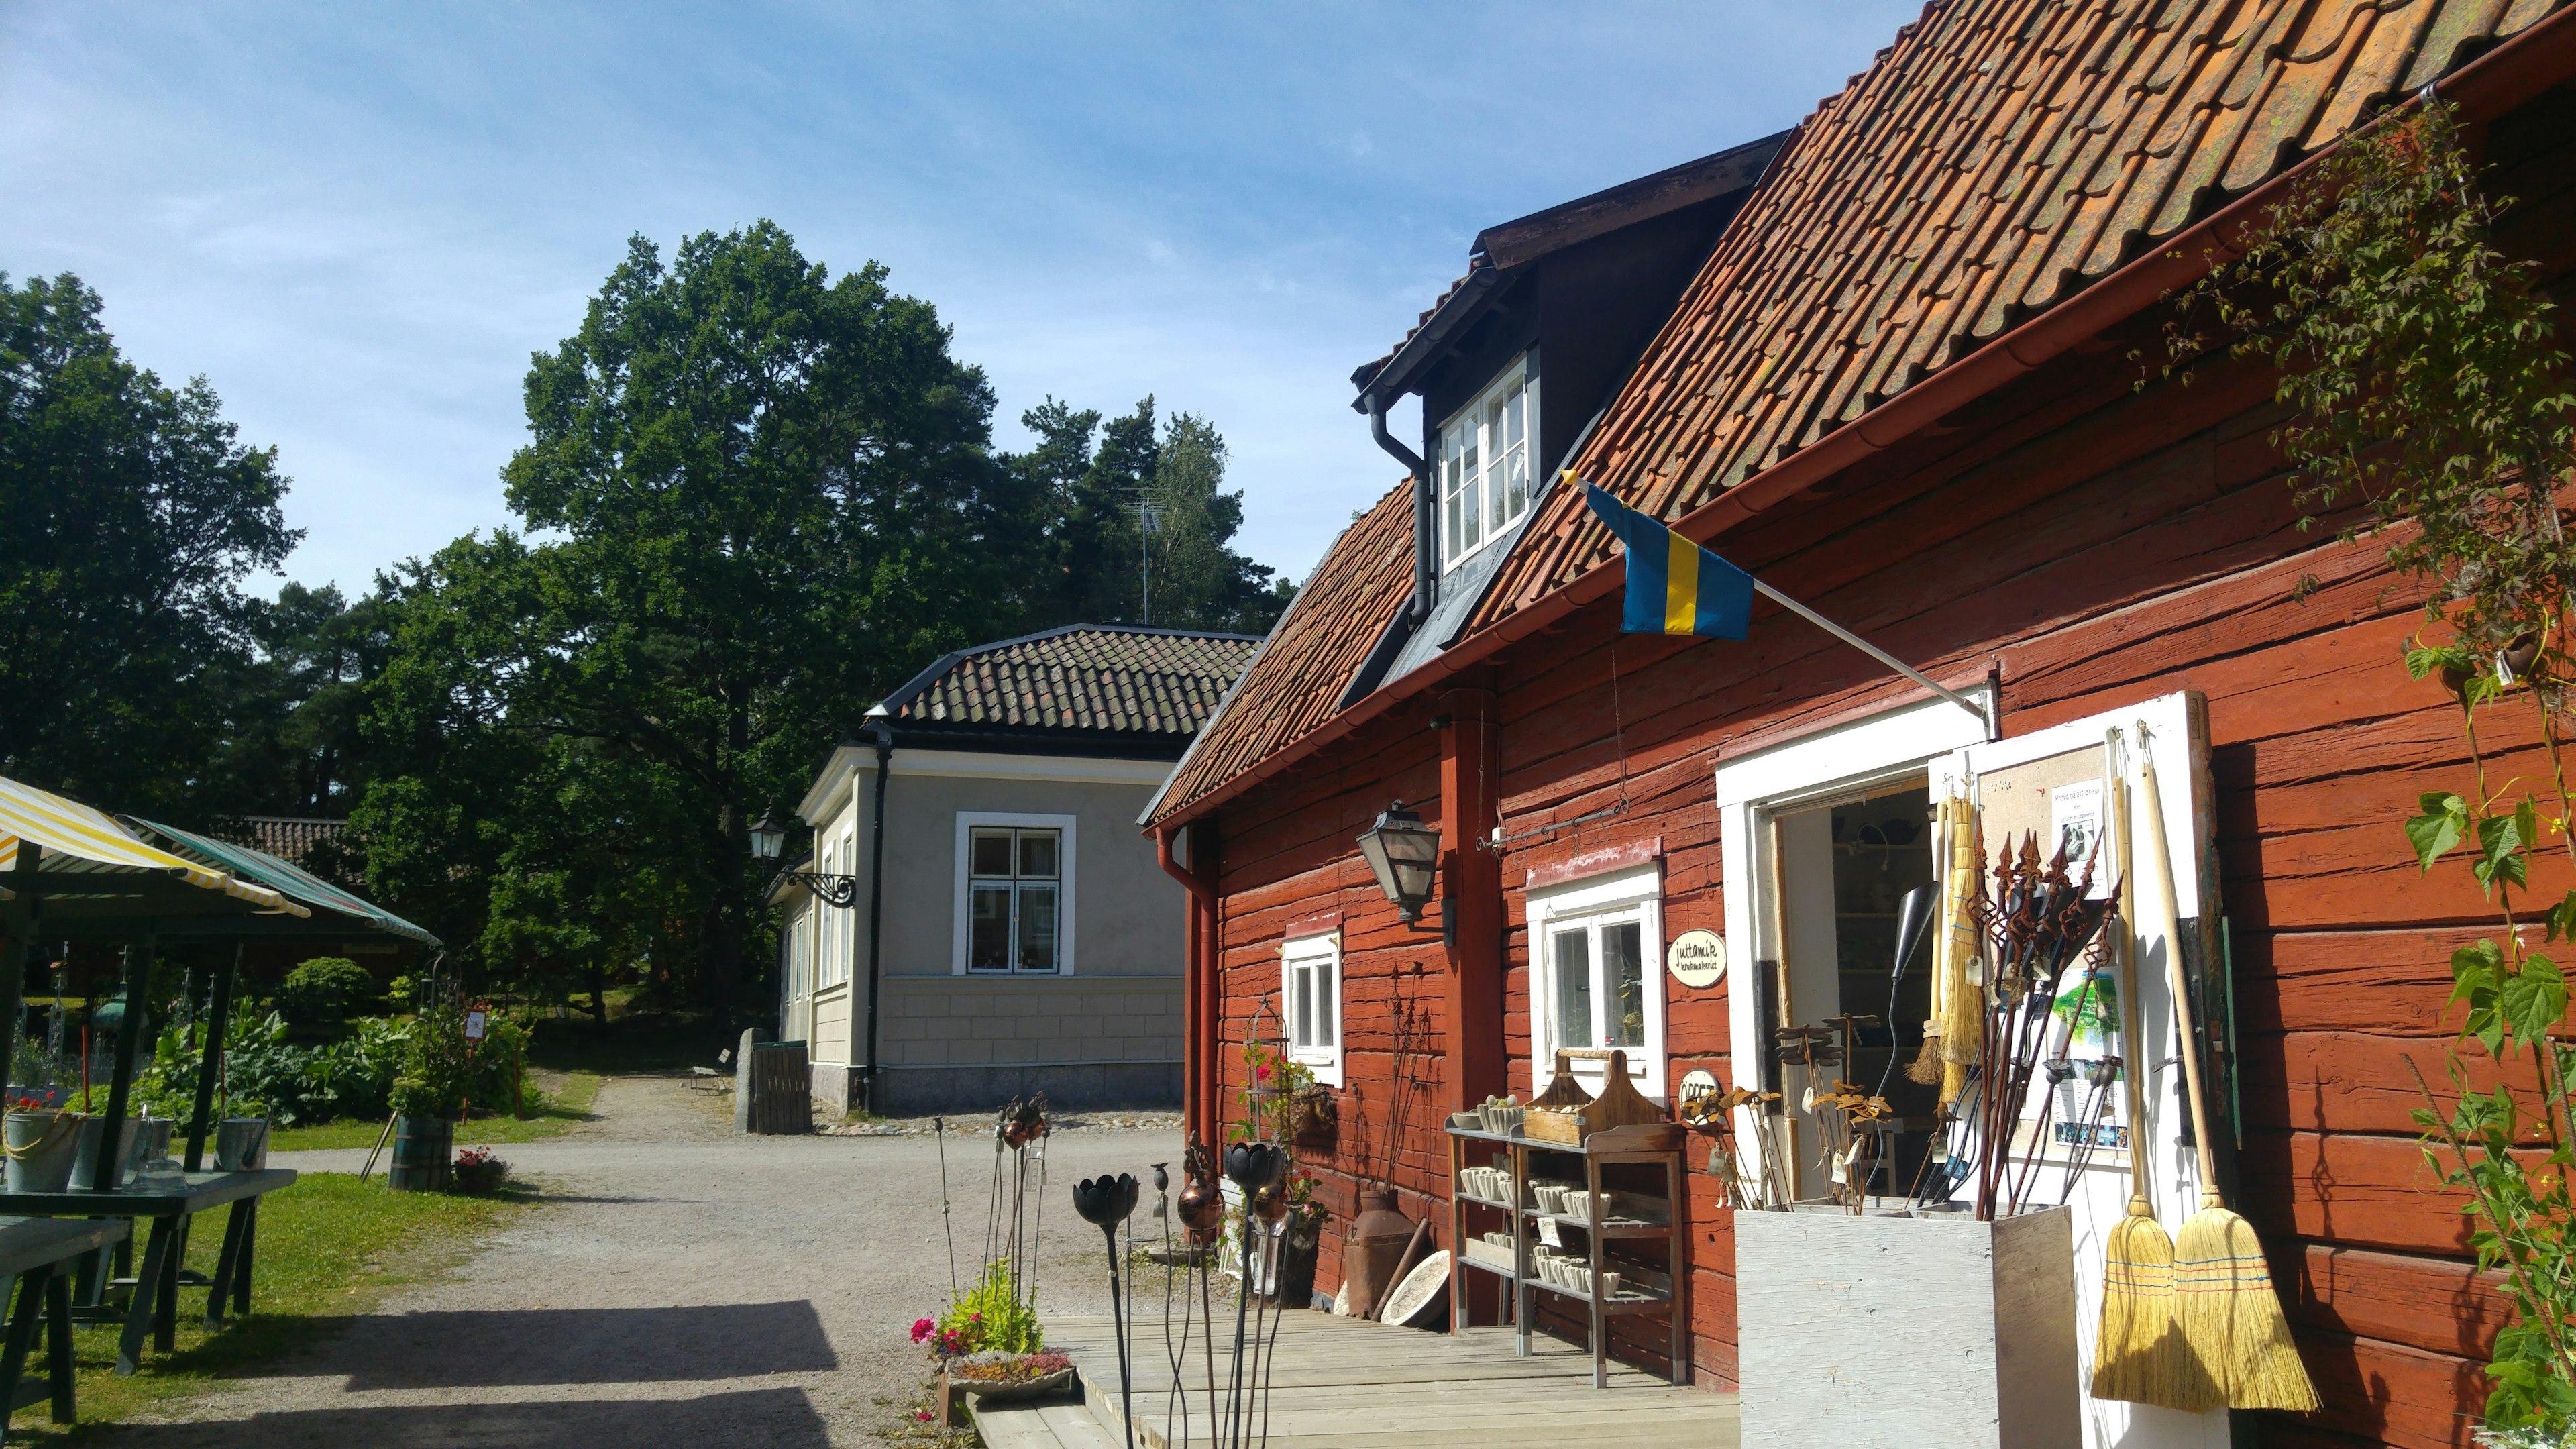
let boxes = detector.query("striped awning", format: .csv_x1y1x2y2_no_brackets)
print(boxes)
0,775,305,916
133,818,437,946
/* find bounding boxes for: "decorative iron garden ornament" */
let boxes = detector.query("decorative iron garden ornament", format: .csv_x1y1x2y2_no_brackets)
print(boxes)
1072,1173,1142,1448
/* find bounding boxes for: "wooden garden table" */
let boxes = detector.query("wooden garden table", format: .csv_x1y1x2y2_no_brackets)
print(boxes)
0,1216,129,1431
0,1169,294,1374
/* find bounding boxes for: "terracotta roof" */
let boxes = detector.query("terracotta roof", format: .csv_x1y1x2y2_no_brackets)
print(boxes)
1147,483,1419,824
212,816,346,869
877,625,1259,740
1474,0,2570,629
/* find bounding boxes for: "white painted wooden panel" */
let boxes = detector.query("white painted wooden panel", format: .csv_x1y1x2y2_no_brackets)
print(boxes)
1738,1207,2077,1449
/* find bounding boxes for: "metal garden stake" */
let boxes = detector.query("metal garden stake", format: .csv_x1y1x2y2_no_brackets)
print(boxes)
1073,1173,1141,1448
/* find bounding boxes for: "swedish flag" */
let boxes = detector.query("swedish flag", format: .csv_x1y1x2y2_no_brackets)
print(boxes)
1583,482,1754,640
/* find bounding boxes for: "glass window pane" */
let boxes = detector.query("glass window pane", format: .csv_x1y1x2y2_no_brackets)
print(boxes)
1317,960,1336,1046
1018,885,1059,972
1552,927,1593,1053
971,828,1014,879
1018,829,1058,879
1605,921,1646,1048
970,886,1013,970
1461,431,1483,549
1293,963,1315,1048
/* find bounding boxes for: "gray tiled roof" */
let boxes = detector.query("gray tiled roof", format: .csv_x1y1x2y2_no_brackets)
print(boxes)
880,625,1260,739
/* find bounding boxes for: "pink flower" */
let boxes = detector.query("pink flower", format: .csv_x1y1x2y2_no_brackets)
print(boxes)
1256,1063,1272,1081
910,1317,934,1344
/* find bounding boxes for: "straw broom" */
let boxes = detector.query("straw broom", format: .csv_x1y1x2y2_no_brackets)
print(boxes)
2139,733,2320,1413
2088,727,2210,1409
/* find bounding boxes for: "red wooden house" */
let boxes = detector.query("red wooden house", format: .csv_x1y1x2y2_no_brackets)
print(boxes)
1144,3,2576,1447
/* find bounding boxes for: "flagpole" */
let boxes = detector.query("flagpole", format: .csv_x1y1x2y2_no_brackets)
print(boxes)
1745,577,1994,737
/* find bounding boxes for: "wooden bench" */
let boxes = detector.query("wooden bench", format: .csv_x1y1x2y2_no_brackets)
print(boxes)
0,1169,295,1374
0,1216,130,1432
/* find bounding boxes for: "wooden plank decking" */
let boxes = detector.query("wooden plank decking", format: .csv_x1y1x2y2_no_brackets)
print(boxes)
1024,1310,1739,1448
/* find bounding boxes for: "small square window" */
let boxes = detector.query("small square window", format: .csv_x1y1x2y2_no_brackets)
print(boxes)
1281,934,1342,1086
971,829,1014,878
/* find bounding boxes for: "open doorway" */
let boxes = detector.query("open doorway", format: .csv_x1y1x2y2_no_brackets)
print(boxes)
1766,780,1939,1199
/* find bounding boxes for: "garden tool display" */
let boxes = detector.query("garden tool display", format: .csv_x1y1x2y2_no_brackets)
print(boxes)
1073,1173,1142,1448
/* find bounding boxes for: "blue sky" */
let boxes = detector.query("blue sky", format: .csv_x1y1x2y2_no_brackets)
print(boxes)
3,3,1923,597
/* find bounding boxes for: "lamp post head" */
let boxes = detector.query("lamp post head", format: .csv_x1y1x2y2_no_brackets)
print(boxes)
747,810,788,862
1356,800,1440,923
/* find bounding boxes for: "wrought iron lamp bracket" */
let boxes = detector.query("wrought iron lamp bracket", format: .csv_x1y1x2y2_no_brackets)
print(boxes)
773,871,863,910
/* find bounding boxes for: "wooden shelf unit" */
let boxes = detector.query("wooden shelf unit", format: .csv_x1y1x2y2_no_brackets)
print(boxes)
1444,1120,1687,1388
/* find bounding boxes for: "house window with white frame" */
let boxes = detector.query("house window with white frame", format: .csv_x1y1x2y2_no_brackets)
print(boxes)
1439,357,1536,570
1527,863,1664,1098
1281,932,1342,1087
956,814,1077,975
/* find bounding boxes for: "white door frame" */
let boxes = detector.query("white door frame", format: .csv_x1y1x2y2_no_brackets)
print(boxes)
1715,690,1993,1187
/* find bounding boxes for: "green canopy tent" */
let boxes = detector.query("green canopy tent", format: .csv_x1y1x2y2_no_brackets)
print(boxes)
124,820,441,1170
0,775,311,1189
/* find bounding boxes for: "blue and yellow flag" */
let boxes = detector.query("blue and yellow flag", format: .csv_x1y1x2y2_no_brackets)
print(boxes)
1582,482,1754,639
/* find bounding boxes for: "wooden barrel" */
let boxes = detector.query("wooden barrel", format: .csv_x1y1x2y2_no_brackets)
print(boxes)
388,1115,453,1193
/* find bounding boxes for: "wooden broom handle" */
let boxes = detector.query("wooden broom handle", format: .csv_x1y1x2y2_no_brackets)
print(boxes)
2107,731,2151,1202
2137,731,2222,1196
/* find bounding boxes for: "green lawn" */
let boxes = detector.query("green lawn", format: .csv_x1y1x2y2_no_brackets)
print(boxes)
266,1071,604,1153
23,1171,531,1439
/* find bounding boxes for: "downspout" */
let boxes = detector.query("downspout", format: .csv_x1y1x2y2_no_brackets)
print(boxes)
1158,822,1218,1142
1368,392,1434,623
861,716,894,1115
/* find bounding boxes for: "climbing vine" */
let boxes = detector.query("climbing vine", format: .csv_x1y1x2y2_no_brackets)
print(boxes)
2160,101,2576,1433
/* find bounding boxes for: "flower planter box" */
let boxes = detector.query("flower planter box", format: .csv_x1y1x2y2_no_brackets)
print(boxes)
1737,1205,2079,1449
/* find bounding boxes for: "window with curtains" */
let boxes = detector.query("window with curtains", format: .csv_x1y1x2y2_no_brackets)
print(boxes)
1281,931,1342,1085
954,813,1079,975
1438,356,1536,571
1526,862,1666,1099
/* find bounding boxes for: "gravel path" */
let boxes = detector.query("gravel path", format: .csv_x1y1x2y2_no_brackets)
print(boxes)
101,1075,1183,1448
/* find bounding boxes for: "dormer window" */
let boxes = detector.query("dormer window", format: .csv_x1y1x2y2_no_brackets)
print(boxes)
1438,358,1536,570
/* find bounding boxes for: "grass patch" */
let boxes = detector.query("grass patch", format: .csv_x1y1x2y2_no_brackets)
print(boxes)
24,1171,530,1438
266,1071,604,1154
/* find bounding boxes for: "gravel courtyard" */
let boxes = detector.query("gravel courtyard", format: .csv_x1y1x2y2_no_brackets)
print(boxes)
99,1075,1185,1448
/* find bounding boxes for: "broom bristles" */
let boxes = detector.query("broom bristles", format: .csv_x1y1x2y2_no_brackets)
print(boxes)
1906,1026,1945,1085
2091,1198,2219,1411
2176,1198,2320,1413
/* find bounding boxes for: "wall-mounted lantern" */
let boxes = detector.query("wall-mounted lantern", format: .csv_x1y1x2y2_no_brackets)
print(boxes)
1357,800,1445,939
747,809,789,863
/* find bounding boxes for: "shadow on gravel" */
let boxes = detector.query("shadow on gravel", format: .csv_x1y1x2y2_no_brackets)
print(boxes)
102,1387,831,1448
338,1302,838,1388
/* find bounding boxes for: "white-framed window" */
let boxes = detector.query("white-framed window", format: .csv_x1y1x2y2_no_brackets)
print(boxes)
1438,356,1536,570
821,833,855,988
953,812,1079,975
1281,931,1343,1087
1527,863,1664,1100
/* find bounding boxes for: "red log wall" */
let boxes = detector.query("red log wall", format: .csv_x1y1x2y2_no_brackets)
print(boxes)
1189,83,2576,1449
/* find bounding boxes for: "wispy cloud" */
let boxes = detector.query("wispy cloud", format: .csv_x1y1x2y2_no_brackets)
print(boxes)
1,1,1922,595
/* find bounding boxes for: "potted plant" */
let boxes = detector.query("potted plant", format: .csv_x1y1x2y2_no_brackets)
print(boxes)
917,1261,1049,1423
3,1095,83,1193
388,1004,469,1193
451,1145,508,1195
1272,1170,1327,1307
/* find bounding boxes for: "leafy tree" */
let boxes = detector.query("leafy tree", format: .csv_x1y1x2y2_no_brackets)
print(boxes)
1004,396,1292,634
0,272,297,817
360,223,1025,1018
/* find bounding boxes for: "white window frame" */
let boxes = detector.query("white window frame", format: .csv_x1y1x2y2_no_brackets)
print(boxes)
1438,355,1537,572
1526,863,1665,1102
951,811,1079,977
1280,931,1343,1087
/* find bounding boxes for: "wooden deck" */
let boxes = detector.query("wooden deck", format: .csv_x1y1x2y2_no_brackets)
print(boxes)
980,1309,1739,1448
